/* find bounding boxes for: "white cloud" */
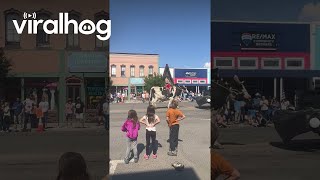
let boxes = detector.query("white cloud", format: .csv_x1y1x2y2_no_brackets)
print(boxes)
204,62,211,68
298,2,320,21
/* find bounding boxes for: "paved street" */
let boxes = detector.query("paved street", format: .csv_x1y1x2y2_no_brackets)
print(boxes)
216,126,320,180
0,125,108,180
110,102,211,180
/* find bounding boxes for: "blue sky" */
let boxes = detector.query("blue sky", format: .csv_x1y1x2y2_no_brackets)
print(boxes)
212,0,320,22
110,0,210,68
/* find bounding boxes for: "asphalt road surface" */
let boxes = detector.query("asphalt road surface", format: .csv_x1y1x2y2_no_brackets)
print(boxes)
109,101,211,180
0,126,108,180
216,125,320,180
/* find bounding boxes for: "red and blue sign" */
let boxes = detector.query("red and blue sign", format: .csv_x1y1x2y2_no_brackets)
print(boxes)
174,69,208,86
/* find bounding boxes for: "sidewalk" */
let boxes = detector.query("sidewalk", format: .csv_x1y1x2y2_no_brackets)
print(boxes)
0,123,106,136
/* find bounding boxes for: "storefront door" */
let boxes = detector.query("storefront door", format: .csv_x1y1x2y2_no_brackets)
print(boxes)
67,85,81,103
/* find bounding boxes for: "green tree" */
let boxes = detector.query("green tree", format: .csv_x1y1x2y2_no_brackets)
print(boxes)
144,73,165,92
0,48,12,86
105,77,113,94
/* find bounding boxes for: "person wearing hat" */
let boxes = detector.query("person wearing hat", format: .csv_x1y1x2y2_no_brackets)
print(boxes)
75,97,85,128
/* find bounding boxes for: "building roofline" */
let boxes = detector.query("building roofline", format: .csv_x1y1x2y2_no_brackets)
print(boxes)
211,19,311,25
110,52,159,56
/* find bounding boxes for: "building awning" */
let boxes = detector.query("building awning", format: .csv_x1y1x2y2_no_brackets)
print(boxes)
218,70,320,78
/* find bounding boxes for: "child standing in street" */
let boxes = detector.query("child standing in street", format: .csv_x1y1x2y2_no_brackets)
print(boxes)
65,99,74,128
35,104,44,129
139,105,160,160
3,102,11,132
166,100,186,156
121,110,140,164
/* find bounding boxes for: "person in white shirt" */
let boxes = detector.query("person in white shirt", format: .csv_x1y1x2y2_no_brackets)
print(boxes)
142,92,146,103
23,95,35,131
281,99,290,110
39,97,49,129
260,96,269,120
139,105,161,160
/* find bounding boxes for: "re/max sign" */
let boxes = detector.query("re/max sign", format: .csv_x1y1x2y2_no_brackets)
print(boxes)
251,33,276,40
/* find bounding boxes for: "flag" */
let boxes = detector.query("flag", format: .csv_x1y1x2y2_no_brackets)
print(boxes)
163,64,174,85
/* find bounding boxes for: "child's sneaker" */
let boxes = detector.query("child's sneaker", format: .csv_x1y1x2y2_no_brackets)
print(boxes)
144,154,149,160
134,158,138,163
167,151,177,156
124,159,129,164
152,154,157,159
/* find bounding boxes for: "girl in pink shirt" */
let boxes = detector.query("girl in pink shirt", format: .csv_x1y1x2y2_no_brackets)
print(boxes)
65,99,74,127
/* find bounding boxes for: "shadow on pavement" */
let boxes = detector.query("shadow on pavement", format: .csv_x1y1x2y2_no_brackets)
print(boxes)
167,139,183,142
155,106,168,109
270,139,320,152
111,168,201,180
195,105,211,110
137,143,145,157
220,142,245,146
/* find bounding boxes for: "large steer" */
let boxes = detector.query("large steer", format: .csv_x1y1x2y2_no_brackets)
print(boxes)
149,86,180,108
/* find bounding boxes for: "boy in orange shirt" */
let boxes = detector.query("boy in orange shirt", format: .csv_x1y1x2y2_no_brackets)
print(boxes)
166,100,186,156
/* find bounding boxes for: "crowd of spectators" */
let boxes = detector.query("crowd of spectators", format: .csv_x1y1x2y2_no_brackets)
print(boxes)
216,93,294,128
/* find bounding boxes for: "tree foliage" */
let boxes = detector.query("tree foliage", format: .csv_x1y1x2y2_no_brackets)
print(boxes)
0,48,12,82
144,73,165,92
105,77,113,94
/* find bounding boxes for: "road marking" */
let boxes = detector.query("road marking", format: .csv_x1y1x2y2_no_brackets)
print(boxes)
109,159,134,177
200,119,211,121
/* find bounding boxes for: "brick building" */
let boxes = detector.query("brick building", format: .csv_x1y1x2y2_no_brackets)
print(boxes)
0,0,109,123
110,53,159,96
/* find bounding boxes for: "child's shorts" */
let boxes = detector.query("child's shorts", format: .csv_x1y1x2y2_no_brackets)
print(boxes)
75,113,84,119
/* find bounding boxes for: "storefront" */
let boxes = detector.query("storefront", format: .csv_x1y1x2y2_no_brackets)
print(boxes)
65,51,106,122
174,68,210,93
109,53,159,99
212,21,320,101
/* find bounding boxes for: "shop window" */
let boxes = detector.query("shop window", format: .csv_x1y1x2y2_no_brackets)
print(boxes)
285,58,304,69
185,80,191,84
214,57,234,69
139,65,145,77
66,11,80,49
148,65,154,76
262,58,280,69
199,80,206,84
121,65,126,77
36,10,52,48
111,65,116,77
177,79,184,83
130,65,135,77
192,80,198,84
314,78,320,90
5,9,21,47
86,79,105,109
95,11,109,50
238,57,257,69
